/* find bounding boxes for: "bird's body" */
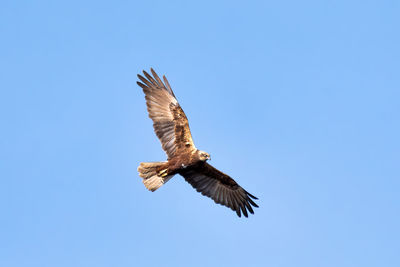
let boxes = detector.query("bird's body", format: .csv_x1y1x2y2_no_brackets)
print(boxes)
137,69,258,217
142,149,202,178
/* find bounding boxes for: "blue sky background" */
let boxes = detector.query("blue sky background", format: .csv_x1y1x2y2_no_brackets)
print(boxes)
1,1,399,266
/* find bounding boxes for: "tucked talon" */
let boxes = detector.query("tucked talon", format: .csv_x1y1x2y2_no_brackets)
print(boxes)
158,169,168,177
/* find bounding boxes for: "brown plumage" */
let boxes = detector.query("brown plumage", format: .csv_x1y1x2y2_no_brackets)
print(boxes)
137,68,258,217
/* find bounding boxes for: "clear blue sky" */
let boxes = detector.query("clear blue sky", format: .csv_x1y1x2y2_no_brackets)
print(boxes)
1,1,399,266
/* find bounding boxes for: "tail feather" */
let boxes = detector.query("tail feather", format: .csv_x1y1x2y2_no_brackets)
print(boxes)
138,162,173,192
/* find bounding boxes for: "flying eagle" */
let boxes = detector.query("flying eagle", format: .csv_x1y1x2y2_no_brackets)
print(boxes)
137,69,258,217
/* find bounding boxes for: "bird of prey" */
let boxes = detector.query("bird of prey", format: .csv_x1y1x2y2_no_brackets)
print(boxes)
137,69,258,217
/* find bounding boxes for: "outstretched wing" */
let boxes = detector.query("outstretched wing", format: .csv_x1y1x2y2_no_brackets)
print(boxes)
180,163,258,217
137,69,196,158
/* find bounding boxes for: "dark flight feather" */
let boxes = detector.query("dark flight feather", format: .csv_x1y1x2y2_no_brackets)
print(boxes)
180,163,258,217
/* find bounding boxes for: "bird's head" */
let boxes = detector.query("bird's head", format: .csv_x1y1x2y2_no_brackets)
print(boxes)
198,150,211,162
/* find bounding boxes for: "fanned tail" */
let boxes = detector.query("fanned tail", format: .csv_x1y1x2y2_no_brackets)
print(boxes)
137,162,173,192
